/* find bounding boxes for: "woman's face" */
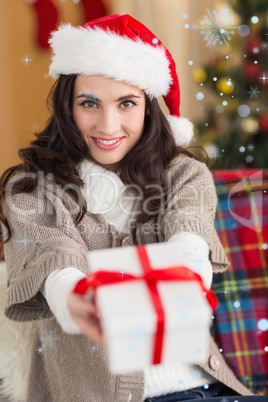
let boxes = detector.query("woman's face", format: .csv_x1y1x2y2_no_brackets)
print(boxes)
73,75,146,172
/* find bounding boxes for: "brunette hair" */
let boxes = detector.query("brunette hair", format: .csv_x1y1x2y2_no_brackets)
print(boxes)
0,74,195,244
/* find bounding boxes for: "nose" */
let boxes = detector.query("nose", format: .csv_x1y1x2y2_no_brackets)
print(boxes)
95,108,121,137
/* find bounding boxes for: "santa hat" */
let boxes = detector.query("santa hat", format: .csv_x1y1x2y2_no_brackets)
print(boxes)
48,14,193,146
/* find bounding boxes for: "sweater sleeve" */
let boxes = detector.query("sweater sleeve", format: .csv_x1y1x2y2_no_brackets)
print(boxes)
3,175,89,322
41,267,86,334
159,156,230,273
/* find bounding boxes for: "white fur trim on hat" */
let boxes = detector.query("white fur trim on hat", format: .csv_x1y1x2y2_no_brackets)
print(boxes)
166,115,194,146
49,24,172,99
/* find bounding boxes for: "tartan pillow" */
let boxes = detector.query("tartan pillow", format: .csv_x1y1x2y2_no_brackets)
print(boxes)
211,169,268,395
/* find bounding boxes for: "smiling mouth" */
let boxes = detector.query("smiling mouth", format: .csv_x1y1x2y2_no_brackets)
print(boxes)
93,137,123,145
91,136,125,150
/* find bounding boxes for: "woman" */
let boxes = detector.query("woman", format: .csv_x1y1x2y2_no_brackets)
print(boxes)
0,13,265,402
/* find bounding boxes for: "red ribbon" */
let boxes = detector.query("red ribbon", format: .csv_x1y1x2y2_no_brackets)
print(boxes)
73,245,218,364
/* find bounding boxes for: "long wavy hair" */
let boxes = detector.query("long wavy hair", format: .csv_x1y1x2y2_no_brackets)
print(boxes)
0,74,195,244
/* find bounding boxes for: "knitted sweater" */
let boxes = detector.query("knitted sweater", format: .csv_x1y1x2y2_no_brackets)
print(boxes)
41,158,215,399
3,154,252,402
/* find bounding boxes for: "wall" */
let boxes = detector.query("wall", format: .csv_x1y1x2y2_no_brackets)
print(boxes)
0,0,87,174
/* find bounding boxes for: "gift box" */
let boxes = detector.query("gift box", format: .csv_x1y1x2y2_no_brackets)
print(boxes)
74,242,217,374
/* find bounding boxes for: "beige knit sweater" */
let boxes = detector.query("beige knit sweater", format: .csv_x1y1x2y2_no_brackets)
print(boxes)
3,154,252,401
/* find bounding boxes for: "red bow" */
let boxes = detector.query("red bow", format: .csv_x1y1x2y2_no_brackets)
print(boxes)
74,245,218,364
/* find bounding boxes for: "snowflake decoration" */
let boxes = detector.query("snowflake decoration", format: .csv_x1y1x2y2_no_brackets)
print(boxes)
21,54,32,66
126,321,149,347
248,86,260,98
258,73,268,84
40,330,57,349
247,143,255,152
252,47,260,54
243,375,251,384
211,149,223,163
218,286,232,300
182,12,189,20
238,279,251,292
13,230,33,254
220,397,229,402
191,247,207,272
192,6,237,47
36,346,43,354
261,42,268,50
245,155,254,163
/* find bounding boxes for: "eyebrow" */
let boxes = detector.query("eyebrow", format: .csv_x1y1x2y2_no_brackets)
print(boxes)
75,94,141,102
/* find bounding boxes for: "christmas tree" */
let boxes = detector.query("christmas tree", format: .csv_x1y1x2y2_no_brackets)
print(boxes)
193,0,268,169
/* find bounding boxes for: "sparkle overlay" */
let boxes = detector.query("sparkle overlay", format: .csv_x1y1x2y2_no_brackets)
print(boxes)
248,86,260,98
258,73,268,84
192,246,208,273
247,144,255,152
176,295,192,328
21,55,32,66
39,330,58,350
126,320,149,350
13,230,33,253
182,12,189,20
245,155,254,164
192,6,237,46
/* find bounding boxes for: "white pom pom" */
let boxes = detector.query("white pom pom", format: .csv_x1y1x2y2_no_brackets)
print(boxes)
166,115,194,146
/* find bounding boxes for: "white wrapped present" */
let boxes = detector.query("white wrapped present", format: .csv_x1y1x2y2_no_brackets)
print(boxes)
74,242,216,374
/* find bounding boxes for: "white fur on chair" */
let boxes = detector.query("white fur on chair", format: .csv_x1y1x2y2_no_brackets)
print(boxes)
0,261,38,402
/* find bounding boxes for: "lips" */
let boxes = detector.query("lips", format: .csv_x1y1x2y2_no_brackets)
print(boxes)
91,137,125,151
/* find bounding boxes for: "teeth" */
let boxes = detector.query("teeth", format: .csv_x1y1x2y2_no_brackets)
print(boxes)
95,138,121,145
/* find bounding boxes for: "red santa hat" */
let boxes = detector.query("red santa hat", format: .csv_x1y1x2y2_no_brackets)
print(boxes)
49,14,193,146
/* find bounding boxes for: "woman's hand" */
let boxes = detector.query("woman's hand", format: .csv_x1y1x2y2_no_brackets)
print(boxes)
67,291,105,346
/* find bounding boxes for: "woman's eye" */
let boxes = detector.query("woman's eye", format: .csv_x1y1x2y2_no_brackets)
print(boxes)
81,100,97,108
121,101,137,108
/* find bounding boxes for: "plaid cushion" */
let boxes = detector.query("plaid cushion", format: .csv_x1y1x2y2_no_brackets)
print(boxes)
211,169,268,395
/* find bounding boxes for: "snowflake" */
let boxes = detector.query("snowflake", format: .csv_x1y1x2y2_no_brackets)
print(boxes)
21,54,32,65
191,247,208,272
13,230,33,254
40,330,57,349
248,86,260,98
243,375,251,384
182,12,189,20
218,286,232,300
36,346,43,354
258,73,268,84
252,47,260,54
220,397,229,402
126,321,149,347
261,42,268,50
238,280,251,292
245,155,254,163
192,6,237,47
247,143,255,152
